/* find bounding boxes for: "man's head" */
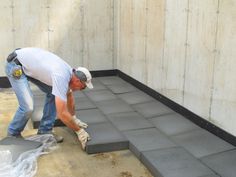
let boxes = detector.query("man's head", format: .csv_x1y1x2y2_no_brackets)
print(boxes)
72,67,93,90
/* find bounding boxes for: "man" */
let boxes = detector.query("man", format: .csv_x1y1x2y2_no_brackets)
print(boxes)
5,47,92,149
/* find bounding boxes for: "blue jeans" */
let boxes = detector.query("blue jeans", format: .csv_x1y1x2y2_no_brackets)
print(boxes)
5,61,56,136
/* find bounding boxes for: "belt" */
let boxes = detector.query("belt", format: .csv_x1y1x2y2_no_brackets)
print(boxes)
7,51,22,66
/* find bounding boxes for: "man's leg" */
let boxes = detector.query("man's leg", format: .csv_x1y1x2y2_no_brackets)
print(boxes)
28,77,63,142
27,77,55,133
5,63,33,136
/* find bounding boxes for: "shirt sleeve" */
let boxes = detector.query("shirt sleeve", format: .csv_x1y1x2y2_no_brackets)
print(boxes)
51,74,69,101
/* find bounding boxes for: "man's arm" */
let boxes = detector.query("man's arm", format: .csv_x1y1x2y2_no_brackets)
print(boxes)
67,90,75,115
55,96,80,131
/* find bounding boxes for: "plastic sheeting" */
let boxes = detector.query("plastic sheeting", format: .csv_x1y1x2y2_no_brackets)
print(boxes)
0,134,58,177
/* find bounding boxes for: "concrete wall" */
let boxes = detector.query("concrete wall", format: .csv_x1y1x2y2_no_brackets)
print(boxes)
0,0,114,76
1,0,235,137
115,0,236,136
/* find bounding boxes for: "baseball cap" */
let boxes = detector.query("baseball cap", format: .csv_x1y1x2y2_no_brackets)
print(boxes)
74,67,93,89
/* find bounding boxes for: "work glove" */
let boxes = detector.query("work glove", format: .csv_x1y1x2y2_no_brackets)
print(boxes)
75,128,91,150
72,115,88,129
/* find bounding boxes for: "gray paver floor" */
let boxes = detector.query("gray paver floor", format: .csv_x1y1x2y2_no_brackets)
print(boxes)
31,76,236,177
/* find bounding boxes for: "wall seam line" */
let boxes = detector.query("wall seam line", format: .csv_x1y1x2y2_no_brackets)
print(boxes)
182,0,190,106
209,0,220,121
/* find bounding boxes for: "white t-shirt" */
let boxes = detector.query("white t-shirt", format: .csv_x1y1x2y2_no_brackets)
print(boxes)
16,48,72,101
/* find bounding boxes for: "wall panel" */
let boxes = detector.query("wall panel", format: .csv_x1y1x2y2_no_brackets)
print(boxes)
82,0,113,70
183,0,218,118
162,0,188,104
118,0,133,75
146,0,165,91
0,1,14,76
211,0,236,135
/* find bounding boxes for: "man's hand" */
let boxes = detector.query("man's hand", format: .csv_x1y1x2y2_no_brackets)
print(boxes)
76,129,91,150
72,115,88,128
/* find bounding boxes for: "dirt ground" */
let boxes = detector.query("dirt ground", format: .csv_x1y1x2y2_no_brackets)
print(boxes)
0,88,153,177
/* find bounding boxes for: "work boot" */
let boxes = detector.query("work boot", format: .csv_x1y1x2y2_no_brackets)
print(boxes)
7,132,23,138
37,132,64,143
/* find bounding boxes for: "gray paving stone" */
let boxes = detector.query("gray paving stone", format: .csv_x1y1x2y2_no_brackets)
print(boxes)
199,174,220,177
132,101,174,118
73,91,87,98
74,96,96,110
95,99,134,115
172,129,235,158
149,113,200,136
86,122,129,154
201,149,236,177
0,137,42,162
85,89,117,102
123,128,177,158
83,78,107,91
98,76,126,85
141,147,215,177
107,112,154,131
118,91,155,104
75,109,108,124
106,83,137,94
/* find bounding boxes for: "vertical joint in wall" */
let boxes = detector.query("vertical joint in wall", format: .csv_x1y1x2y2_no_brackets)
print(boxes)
182,0,190,105
80,0,85,66
47,0,50,49
209,0,220,121
11,0,15,48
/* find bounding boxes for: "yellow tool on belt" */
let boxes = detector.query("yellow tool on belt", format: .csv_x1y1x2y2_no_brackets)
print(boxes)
12,66,23,79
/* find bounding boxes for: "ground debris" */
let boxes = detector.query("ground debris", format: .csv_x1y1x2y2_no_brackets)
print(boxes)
93,152,118,166
120,171,132,177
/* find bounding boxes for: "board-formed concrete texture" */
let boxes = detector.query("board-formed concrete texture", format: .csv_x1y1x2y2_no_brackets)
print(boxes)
95,99,134,115
172,129,235,158
106,83,138,94
149,113,200,136
85,89,117,102
201,149,236,177
85,122,129,154
75,109,108,124
118,90,155,104
141,147,216,177
132,101,174,118
124,128,177,158
0,137,42,162
107,112,154,131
